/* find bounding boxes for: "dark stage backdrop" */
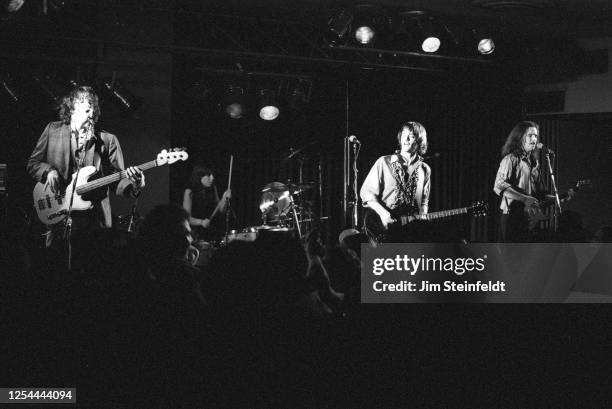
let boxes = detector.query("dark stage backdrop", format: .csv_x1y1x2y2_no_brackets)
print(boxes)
534,115,612,237
171,62,524,243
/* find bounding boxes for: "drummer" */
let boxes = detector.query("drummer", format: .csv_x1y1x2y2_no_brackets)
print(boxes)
182,164,231,242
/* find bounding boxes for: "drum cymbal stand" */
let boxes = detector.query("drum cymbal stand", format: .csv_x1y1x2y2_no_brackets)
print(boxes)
284,195,302,239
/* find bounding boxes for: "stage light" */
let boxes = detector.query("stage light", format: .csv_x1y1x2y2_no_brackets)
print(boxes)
419,17,441,53
422,36,441,53
102,77,141,112
258,89,279,121
5,0,25,12
399,11,442,54
477,38,495,54
224,84,245,119
350,5,390,46
325,8,353,45
0,78,21,103
355,25,375,44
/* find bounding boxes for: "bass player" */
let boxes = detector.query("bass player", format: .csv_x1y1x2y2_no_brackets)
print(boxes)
27,85,145,256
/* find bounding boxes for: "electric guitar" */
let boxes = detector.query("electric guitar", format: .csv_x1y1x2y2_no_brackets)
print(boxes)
510,179,591,231
33,148,188,225
363,201,488,244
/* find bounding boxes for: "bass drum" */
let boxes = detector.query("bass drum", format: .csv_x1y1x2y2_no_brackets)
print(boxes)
259,182,291,226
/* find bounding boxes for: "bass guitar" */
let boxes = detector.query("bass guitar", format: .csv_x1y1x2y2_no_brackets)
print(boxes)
363,201,488,244
33,148,188,225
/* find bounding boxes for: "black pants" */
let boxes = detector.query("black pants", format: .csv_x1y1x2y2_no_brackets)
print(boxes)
45,210,103,272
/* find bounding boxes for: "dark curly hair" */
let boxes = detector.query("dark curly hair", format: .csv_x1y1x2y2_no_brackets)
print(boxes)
501,121,539,157
396,121,428,155
58,86,101,125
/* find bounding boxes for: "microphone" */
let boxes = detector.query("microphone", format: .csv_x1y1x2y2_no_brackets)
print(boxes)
536,143,555,155
348,135,361,144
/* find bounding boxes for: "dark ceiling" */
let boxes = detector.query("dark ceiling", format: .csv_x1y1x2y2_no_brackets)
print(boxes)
1,0,611,77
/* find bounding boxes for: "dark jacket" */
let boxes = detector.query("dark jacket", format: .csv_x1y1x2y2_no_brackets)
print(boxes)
27,121,136,227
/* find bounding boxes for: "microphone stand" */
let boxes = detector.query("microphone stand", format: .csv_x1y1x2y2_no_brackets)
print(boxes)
64,123,92,271
223,155,234,245
224,195,232,243
127,197,139,233
544,151,562,231
352,142,360,228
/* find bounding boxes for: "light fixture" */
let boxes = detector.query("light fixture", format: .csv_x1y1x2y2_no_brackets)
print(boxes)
351,5,390,46
325,8,353,45
399,11,442,53
469,28,496,55
102,76,141,113
224,84,245,119
1,78,22,104
5,0,25,12
419,17,441,53
258,89,279,121
355,26,375,44
422,35,441,53
477,37,495,55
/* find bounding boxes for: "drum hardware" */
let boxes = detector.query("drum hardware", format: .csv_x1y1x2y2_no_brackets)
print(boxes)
192,240,217,268
262,182,313,195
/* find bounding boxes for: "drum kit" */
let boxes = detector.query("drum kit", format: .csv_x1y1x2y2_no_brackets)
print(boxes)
192,145,327,268
226,179,318,244
192,180,319,267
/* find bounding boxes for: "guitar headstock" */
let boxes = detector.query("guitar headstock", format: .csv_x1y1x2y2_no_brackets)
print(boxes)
157,148,188,165
469,201,488,217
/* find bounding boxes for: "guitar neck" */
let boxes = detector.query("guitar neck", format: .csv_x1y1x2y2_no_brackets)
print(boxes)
76,160,158,195
419,207,470,221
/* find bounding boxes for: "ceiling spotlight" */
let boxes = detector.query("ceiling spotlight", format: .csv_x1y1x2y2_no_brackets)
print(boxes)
351,5,390,46
325,8,353,45
355,25,375,44
224,84,245,119
419,17,441,53
477,38,495,55
422,36,441,53
399,11,443,53
1,78,22,104
258,89,279,121
5,0,25,12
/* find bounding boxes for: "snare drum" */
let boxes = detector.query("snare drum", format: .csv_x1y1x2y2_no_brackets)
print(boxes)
225,227,259,243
